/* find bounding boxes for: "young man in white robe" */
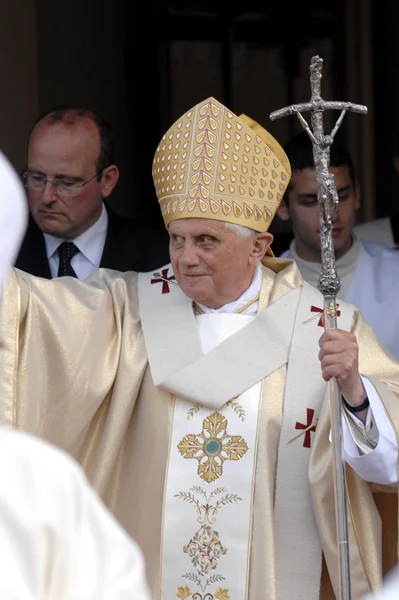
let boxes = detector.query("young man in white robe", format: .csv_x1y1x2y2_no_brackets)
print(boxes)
277,130,399,358
0,97,399,600
0,150,151,600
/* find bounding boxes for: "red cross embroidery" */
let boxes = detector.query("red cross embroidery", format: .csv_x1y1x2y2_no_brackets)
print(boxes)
295,408,317,448
150,268,176,294
310,304,341,327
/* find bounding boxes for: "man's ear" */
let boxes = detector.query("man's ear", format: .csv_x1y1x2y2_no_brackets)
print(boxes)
100,165,119,198
251,232,273,262
276,198,290,222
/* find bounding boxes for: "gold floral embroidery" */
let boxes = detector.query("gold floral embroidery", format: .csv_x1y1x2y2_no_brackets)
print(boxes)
176,586,191,599
215,589,230,600
175,584,230,599
178,412,248,483
187,403,202,419
226,399,245,421
184,525,227,575
175,487,240,597
176,587,230,600
175,487,242,526
187,401,245,421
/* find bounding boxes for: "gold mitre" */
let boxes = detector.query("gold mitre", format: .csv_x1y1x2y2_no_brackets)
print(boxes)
152,97,291,232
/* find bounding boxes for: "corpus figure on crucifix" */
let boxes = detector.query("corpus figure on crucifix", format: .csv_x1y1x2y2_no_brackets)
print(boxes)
271,55,367,296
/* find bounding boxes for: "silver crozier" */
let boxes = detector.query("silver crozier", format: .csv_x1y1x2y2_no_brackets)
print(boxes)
270,55,367,600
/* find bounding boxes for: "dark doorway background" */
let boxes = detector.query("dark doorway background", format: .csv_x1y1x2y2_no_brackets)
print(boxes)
2,0,398,232
126,0,347,231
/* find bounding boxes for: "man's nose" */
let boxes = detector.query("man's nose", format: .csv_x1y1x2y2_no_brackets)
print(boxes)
40,181,58,205
179,242,200,266
332,204,341,223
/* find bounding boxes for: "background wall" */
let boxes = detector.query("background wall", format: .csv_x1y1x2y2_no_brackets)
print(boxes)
0,0,38,170
35,0,135,218
0,0,397,232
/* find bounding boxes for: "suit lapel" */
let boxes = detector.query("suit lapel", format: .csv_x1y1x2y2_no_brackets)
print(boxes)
99,206,134,271
14,216,52,279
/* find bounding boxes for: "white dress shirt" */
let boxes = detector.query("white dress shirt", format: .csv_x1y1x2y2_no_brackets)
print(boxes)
44,204,108,280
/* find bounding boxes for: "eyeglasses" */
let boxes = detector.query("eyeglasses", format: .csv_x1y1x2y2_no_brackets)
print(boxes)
21,167,103,197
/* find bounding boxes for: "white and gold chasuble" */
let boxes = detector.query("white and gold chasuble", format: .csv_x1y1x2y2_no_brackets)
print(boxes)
1,259,399,600
139,263,354,600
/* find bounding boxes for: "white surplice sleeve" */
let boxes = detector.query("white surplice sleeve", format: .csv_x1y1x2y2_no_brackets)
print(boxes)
0,427,151,600
0,151,27,294
341,376,399,485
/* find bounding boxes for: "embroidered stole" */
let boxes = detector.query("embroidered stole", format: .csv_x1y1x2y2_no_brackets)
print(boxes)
162,314,263,599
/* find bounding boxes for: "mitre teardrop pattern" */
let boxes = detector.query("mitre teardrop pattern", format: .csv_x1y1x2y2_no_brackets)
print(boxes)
152,97,290,232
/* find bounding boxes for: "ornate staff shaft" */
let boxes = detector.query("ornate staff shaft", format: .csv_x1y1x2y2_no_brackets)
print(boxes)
270,55,367,600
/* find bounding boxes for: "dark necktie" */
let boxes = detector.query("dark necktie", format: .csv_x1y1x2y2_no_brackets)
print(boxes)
57,242,79,278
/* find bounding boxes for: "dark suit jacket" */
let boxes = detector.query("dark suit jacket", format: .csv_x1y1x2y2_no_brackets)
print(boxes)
14,205,170,278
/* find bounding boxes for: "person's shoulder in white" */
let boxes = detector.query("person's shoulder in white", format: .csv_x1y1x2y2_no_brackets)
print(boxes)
354,217,394,248
0,426,151,600
279,247,290,258
360,238,399,258
279,238,399,264
358,239,399,281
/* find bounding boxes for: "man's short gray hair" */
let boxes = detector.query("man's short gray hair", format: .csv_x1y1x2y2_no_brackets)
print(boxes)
224,222,257,238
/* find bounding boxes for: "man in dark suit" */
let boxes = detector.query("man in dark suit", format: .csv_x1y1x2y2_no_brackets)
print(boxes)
15,106,169,279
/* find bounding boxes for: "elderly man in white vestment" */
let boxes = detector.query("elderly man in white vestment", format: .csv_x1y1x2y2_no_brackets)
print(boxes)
1,97,399,600
0,150,151,600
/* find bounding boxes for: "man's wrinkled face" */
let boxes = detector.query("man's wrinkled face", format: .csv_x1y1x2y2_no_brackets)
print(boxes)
169,218,272,308
277,166,360,262
27,120,110,239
